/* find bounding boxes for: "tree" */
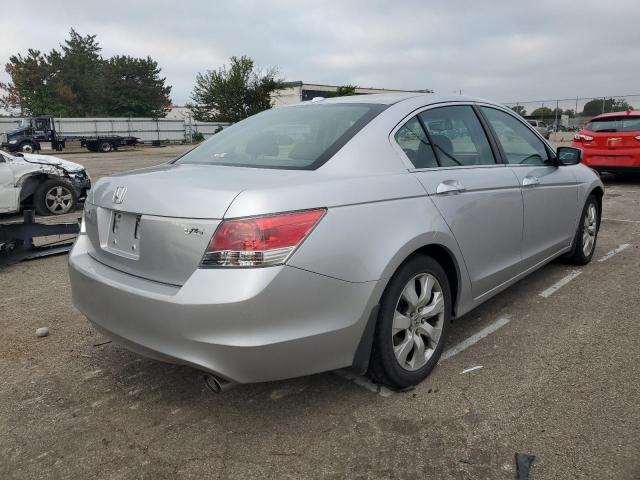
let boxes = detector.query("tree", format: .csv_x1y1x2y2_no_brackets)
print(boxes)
54,29,103,116
563,109,575,118
582,98,630,117
531,107,553,117
551,107,564,117
0,48,68,116
0,29,171,117
510,105,527,116
189,56,284,122
102,56,171,117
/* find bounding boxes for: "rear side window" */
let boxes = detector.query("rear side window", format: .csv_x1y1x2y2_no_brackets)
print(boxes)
585,117,640,132
394,116,438,168
176,103,386,170
481,107,549,165
418,106,496,167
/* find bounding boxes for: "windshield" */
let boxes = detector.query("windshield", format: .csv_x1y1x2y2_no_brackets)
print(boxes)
585,116,640,133
175,103,386,170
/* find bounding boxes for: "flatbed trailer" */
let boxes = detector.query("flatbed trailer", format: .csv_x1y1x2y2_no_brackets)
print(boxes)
1,117,138,154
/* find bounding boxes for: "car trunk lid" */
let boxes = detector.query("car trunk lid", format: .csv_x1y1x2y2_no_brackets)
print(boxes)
584,130,639,150
85,163,309,285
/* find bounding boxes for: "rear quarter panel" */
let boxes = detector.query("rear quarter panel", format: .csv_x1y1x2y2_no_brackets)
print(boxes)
227,172,473,315
288,193,463,283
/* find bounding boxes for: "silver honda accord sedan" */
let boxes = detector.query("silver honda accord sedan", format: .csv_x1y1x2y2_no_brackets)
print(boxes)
69,94,603,389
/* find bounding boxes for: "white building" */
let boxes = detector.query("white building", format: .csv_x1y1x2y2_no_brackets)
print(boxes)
271,81,433,106
165,82,432,119
165,105,193,120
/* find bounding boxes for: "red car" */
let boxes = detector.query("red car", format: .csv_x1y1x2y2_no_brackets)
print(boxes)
572,107,640,172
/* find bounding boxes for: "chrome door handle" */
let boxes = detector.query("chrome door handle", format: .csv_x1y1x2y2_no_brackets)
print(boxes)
522,176,540,187
436,180,466,195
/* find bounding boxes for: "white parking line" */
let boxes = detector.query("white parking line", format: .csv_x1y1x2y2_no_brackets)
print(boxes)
602,217,640,224
440,316,511,361
539,270,582,298
460,365,483,374
332,370,395,397
598,244,631,262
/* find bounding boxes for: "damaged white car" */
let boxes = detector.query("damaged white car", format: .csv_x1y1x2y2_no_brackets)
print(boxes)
0,151,91,215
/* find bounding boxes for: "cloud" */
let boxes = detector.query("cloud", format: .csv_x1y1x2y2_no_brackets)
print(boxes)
1,0,638,105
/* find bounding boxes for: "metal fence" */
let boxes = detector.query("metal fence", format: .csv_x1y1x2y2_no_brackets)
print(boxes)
503,94,640,129
0,117,230,143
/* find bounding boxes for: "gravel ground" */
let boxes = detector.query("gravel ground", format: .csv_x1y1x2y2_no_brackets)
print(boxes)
1,145,639,479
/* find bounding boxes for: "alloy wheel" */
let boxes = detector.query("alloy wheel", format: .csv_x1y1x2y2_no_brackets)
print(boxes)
582,203,597,257
392,273,445,371
45,185,73,214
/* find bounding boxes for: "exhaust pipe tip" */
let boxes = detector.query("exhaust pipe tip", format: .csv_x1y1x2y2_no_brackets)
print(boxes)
204,374,236,393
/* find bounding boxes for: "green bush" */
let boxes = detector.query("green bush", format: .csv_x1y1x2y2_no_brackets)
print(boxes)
192,131,204,142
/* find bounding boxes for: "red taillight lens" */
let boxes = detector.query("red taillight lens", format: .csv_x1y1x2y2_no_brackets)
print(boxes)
201,209,326,267
573,133,593,142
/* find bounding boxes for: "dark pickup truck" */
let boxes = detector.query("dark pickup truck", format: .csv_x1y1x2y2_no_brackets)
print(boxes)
1,117,138,154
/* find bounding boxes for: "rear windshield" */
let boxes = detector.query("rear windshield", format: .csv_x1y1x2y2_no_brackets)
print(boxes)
175,103,386,170
585,116,640,133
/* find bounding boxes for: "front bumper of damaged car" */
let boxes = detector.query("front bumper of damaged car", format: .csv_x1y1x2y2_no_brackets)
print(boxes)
66,170,92,200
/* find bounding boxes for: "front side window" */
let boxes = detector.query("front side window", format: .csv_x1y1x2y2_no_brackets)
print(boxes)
176,103,386,170
418,106,496,167
481,107,549,165
394,116,438,168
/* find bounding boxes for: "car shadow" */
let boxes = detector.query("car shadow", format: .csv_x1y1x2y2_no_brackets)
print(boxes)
599,171,640,185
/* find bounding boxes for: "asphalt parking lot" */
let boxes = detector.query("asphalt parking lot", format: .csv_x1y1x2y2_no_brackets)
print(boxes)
1,144,639,479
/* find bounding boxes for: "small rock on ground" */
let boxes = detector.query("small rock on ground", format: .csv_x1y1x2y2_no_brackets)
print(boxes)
35,327,49,338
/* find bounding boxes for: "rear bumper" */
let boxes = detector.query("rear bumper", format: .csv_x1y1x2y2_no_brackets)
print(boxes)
578,146,640,170
68,235,379,383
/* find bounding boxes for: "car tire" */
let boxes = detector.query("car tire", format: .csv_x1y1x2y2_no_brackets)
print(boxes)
98,141,113,153
369,254,451,389
20,141,37,153
564,194,599,265
34,179,77,216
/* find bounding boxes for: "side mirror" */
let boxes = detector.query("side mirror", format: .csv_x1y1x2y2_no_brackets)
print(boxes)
556,146,582,166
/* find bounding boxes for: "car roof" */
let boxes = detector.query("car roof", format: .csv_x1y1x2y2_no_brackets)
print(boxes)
590,109,640,121
303,93,500,107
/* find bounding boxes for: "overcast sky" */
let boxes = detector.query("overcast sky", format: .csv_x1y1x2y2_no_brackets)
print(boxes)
1,0,638,106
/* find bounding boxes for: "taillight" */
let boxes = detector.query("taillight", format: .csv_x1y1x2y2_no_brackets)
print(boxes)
635,135,640,141
201,208,326,267
573,134,594,142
